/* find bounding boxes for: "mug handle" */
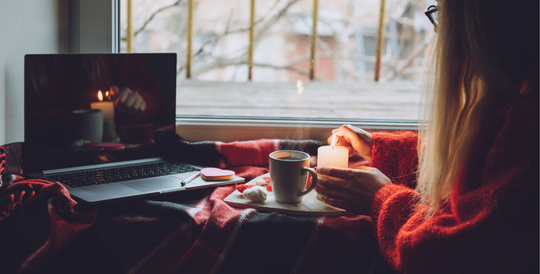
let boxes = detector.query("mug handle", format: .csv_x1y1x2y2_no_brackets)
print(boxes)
297,167,318,197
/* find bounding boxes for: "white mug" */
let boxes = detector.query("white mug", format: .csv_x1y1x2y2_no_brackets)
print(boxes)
269,150,317,204
71,109,103,143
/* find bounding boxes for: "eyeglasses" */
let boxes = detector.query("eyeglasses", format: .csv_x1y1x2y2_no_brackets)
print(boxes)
425,5,438,31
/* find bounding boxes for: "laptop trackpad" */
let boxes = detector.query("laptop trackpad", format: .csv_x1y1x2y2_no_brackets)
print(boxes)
121,176,184,193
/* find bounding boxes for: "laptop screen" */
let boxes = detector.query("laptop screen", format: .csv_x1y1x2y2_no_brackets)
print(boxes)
24,53,177,173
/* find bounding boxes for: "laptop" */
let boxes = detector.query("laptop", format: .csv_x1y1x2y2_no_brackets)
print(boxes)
23,53,244,204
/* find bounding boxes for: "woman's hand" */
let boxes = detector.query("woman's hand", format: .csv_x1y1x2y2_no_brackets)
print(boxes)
329,124,373,162
110,85,146,114
315,166,391,215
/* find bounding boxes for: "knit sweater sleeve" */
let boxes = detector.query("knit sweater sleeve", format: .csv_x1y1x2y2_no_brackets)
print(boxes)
370,93,539,274
370,131,419,189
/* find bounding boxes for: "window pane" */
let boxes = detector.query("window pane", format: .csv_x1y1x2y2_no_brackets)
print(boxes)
120,0,435,120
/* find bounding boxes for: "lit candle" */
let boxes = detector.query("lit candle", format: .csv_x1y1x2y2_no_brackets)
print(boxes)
90,90,118,142
91,90,115,123
316,134,348,200
317,134,348,168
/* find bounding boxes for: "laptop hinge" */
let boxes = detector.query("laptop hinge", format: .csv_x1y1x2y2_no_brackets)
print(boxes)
42,158,167,174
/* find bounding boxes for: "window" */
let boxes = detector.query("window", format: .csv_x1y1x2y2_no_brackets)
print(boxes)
118,0,433,141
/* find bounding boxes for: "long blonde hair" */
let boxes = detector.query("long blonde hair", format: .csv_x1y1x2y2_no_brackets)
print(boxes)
416,0,539,215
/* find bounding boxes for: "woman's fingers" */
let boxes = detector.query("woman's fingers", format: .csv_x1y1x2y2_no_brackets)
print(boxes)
133,98,146,112
109,85,119,98
355,165,374,172
315,184,347,201
118,87,131,103
316,181,370,215
317,166,365,179
115,87,145,114
315,166,391,215
320,196,346,209
124,93,137,109
316,173,350,192
329,125,373,162
327,135,355,157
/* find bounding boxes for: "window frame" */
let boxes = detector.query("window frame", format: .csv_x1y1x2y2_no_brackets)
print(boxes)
78,0,419,142
70,0,120,54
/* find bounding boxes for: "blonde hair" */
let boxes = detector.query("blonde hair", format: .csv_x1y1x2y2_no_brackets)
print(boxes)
416,0,539,215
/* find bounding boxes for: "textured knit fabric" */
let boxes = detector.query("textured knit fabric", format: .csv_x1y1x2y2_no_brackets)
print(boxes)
0,139,389,274
369,92,539,274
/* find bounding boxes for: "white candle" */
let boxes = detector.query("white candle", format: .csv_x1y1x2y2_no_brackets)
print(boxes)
317,146,348,168
90,101,114,122
317,134,348,168
90,90,118,142
316,135,348,200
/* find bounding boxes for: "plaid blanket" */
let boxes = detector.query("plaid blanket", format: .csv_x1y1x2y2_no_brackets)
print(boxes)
0,139,395,274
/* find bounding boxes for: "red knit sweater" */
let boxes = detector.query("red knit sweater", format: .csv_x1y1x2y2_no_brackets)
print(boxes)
369,92,539,274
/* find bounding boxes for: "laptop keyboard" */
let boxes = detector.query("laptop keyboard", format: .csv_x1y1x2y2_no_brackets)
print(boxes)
47,162,201,188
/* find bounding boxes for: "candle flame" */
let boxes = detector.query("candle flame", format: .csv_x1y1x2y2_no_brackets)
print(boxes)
297,80,304,94
97,90,103,102
331,134,337,149
105,90,109,98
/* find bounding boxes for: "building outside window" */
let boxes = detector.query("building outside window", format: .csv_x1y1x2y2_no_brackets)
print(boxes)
119,0,435,141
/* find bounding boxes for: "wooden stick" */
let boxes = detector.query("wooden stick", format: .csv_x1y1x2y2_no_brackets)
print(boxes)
186,0,194,78
374,0,387,82
248,0,255,81
309,0,318,81
126,0,133,53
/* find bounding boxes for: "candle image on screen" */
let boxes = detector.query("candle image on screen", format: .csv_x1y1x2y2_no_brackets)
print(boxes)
316,134,348,200
91,90,119,142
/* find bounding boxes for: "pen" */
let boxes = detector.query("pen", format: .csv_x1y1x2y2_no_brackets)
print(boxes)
181,171,201,187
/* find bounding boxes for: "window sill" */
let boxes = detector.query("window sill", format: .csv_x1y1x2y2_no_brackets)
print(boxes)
176,116,418,142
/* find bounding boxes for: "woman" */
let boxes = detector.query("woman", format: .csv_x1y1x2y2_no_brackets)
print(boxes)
315,0,539,273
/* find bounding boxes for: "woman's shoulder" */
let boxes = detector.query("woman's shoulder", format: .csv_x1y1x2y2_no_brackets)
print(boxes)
490,88,538,131
512,87,538,109
483,89,538,169
504,89,538,130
